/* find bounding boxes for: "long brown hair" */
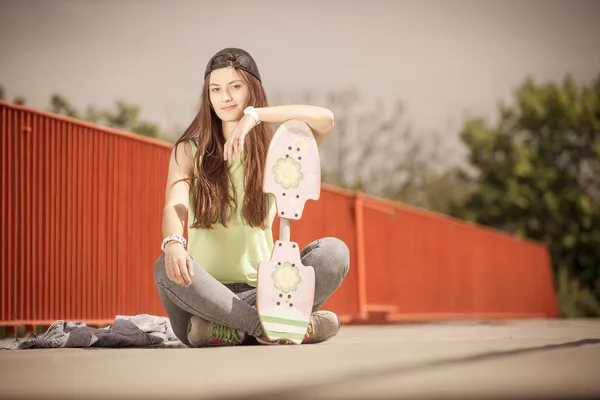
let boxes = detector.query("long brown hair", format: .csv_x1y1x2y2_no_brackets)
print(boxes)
173,59,273,229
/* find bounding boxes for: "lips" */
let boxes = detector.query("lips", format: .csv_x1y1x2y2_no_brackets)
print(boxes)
221,105,237,111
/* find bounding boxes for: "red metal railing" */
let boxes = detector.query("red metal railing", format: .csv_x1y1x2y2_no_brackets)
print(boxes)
0,101,559,331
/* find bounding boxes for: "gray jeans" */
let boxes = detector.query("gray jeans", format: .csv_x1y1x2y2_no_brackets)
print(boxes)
153,237,350,346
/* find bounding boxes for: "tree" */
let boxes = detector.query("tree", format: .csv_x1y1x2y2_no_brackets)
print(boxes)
0,86,163,139
0,83,25,105
100,100,159,138
50,94,80,118
49,94,160,139
451,74,600,317
275,87,457,213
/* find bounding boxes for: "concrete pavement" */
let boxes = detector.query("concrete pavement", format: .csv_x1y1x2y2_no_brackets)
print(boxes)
1,319,599,399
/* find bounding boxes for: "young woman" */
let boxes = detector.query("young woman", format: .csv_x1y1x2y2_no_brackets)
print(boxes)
153,48,349,347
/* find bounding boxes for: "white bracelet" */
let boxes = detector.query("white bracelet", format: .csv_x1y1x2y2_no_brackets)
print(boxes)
243,106,261,125
161,234,187,252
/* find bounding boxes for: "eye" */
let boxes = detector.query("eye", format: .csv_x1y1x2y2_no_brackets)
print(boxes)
232,85,242,89
211,88,219,92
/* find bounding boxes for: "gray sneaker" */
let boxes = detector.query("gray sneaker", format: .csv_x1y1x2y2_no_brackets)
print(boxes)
187,316,246,347
303,310,340,344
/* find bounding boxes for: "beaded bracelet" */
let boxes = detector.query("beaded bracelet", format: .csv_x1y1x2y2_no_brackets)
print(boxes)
161,234,187,252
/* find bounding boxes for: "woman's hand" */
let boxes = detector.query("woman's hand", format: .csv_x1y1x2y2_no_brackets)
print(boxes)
164,242,195,287
224,114,257,161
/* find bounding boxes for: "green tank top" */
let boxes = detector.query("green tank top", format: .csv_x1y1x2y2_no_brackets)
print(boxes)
187,140,277,286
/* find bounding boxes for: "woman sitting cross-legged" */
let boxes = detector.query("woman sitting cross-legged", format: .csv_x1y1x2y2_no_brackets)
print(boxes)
153,47,349,347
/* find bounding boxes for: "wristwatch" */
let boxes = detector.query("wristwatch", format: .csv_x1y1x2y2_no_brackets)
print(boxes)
243,106,261,125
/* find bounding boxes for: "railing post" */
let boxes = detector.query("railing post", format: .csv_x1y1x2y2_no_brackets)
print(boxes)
354,191,368,321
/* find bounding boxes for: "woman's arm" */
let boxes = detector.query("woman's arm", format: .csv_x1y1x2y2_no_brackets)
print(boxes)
256,105,334,146
162,141,194,241
161,140,196,286
224,105,335,161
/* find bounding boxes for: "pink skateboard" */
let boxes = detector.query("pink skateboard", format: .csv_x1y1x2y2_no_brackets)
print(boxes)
256,119,321,344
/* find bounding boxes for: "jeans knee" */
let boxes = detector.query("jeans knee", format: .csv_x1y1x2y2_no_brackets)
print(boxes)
318,237,350,278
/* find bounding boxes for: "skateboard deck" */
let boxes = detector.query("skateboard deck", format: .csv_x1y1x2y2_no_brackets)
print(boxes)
257,119,321,344
257,241,316,344
263,119,321,220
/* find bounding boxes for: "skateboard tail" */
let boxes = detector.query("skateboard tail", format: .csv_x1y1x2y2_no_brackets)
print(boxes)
257,297,312,344
259,314,309,344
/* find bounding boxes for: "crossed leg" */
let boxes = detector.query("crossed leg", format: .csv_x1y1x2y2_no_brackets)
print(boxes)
154,237,349,346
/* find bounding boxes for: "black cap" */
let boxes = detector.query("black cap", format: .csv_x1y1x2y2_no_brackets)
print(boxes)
204,48,262,83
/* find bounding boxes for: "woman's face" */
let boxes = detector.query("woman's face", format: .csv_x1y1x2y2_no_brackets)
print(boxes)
208,67,250,122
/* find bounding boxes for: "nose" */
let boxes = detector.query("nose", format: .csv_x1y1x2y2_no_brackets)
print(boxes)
222,89,232,103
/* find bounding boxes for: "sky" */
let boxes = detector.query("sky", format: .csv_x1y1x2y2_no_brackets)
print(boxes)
1,0,599,167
